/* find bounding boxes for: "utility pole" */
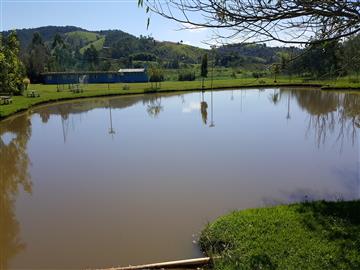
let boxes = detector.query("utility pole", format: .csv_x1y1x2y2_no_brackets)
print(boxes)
210,45,216,90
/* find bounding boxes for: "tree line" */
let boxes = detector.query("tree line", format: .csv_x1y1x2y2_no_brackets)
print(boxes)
281,37,360,79
23,32,102,83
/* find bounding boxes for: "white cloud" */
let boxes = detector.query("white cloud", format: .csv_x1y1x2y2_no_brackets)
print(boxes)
182,102,201,113
180,23,207,33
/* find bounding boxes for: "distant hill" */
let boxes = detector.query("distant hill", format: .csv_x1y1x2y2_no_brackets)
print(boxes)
3,26,208,67
216,43,301,67
3,26,84,50
2,26,298,71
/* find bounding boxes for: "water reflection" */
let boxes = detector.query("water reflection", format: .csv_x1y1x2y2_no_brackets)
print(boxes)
200,92,208,125
286,93,291,120
209,91,215,128
0,115,32,269
35,88,360,158
108,105,116,138
1,88,358,269
290,90,360,148
269,89,280,105
144,95,164,118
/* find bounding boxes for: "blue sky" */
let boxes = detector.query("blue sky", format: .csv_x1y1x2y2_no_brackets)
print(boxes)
1,0,212,48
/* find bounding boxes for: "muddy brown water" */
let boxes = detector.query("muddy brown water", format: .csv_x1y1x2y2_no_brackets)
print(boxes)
1,88,359,269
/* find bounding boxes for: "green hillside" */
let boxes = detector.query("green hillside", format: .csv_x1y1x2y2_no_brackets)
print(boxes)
66,30,100,42
79,36,105,54
1,25,310,79
155,41,206,63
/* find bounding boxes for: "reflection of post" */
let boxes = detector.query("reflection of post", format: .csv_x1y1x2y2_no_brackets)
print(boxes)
240,91,243,112
61,117,67,143
108,105,115,139
286,93,291,120
210,90,215,128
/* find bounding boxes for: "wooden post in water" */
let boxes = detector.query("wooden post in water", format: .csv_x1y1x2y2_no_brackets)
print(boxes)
92,257,212,270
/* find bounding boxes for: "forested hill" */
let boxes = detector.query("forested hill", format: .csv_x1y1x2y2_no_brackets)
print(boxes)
216,43,301,67
2,26,295,67
2,26,208,68
3,26,85,50
1,26,305,82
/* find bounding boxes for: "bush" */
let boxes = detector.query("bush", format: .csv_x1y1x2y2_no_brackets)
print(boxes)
178,71,196,81
348,77,360,84
23,78,31,90
252,72,266,78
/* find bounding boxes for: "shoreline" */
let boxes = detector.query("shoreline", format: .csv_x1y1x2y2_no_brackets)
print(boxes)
1,81,359,121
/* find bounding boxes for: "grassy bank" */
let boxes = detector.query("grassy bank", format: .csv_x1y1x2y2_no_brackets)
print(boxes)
1,77,359,119
200,200,360,270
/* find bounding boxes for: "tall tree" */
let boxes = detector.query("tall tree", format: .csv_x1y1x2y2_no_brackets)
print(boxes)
83,45,99,70
0,35,6,91
26,32,49,82
340,35,360,77
0,32,24,94
200,54,208,89
149,66,164,89
50,34,73,72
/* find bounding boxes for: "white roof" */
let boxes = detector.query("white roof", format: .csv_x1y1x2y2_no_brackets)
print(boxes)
118,68,145,73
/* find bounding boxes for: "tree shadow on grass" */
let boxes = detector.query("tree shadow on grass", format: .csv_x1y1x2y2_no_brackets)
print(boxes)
295,200,360,269
296,200,360,230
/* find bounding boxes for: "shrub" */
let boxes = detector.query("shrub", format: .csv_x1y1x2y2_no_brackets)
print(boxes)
252,72,266,78
348,77,360,84
178,71,196,81
23,78,30,90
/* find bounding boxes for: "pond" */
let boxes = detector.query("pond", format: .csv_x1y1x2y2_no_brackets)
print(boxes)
0,88,359,269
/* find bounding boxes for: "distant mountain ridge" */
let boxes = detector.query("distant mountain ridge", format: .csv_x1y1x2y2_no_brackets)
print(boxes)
2,26,297,70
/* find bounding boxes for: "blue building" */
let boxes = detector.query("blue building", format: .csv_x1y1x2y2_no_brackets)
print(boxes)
42,68,148,84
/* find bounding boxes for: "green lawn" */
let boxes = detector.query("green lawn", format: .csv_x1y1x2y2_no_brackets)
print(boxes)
1,77,359,119
200,200,360,270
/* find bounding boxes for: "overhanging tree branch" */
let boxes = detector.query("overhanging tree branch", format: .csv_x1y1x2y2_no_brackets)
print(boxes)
142,0,360,44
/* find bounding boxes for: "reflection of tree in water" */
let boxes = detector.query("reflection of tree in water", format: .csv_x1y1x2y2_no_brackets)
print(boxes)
200,101,208,125
0,114,32,269
144,95,164,118
289,90,360,148
269,89,280,105
262,188,354,207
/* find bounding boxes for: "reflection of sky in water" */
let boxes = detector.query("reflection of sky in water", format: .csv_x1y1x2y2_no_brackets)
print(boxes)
182,101,201,113
0,132,16,145
1,88,359,269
